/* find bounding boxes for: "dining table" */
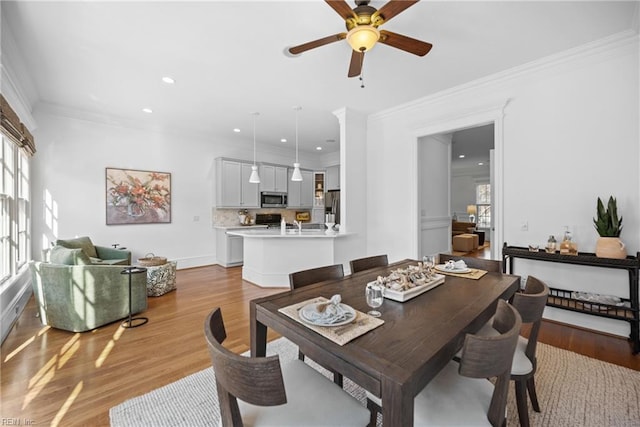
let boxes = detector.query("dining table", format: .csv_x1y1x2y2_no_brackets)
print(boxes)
250,259,520,426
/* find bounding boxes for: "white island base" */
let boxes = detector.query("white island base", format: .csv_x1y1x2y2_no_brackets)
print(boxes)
226,229,346,288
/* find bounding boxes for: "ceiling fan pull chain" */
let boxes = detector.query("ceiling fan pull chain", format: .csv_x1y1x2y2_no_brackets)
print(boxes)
360,52,365,88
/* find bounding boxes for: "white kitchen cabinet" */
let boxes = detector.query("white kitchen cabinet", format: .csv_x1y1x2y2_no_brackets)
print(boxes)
216,228,244,267
312,207,325,224
259,164,288,193
326,165,340,190
287,168,314,208
215,158,259,208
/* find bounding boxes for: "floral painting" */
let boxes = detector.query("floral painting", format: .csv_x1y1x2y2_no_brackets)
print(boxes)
106,168,171,225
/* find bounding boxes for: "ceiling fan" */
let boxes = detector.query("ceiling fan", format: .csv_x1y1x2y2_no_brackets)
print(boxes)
288,0,433,78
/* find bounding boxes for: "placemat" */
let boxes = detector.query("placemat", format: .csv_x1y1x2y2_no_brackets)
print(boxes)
435,268,488,280
279,297,384,346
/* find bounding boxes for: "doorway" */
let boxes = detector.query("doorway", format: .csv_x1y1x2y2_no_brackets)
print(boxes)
417,121,501,260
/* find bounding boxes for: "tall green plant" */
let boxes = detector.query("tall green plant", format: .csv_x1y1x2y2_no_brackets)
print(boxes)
593,196,623,237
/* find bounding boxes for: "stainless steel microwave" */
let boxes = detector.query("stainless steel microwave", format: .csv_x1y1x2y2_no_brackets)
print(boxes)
261,192,287,208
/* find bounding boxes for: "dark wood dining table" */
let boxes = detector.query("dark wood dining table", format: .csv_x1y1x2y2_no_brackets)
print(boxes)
250,259,520,426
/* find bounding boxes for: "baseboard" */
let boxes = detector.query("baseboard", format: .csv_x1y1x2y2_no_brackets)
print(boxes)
1,276,33,344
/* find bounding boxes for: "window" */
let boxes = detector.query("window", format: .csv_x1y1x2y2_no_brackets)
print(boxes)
475,183,491,229
0,134,31,284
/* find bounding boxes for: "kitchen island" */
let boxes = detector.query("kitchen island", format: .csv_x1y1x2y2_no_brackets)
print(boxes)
226,228,349,288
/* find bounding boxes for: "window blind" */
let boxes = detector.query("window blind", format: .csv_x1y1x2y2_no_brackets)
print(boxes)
0,94,35,156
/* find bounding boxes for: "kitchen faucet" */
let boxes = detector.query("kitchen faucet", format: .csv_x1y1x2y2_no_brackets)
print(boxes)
293,220,302,233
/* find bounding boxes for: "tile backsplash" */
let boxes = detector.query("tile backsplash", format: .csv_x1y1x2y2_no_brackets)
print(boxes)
213,209,300,227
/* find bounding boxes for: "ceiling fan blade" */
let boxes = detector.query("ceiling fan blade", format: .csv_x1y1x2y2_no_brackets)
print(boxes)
348,50,364,78
325,0,357,20
288,33,347,55
379,30,432,56
375,0,419,23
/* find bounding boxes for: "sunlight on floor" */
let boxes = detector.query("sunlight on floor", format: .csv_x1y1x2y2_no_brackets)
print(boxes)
51,381,83,427
96,324,125,368
23,333,80,410
3,326,50,363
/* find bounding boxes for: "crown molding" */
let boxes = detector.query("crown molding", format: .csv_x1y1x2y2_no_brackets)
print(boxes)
373,30,639,121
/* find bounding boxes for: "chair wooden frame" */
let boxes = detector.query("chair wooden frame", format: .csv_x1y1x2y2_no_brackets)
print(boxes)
510,275,549,427
349,254,389,274
204,308,286,426
288,263,345,386
438,253,503,273
288,263,344,289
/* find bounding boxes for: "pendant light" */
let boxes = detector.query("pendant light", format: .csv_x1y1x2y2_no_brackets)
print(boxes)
249,112,260,183
291,106,303,182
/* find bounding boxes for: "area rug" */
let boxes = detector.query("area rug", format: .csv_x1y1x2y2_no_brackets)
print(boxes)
110,338,640,427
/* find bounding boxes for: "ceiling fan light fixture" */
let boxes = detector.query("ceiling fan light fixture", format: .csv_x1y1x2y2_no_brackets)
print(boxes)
346,25,380,52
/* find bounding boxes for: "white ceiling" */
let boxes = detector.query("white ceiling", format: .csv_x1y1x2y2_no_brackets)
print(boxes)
3,1,637,155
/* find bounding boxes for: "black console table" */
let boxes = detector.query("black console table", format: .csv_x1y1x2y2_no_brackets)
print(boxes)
120,266,149,328
502,243,639,354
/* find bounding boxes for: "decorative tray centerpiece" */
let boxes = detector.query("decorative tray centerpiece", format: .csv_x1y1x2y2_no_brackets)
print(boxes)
368,263,445,302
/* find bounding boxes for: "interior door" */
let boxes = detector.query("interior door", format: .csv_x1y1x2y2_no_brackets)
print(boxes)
489,149,495,258
419,134,452,257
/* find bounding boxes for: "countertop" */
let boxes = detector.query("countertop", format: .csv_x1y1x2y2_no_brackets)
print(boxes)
226,228,345,238
214,225,268,230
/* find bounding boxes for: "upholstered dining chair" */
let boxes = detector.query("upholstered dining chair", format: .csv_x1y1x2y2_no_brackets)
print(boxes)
204,308,370,427
438,253,503,273
366,299,522,427
474,276,550,427
349,254,389,274
288,263,345,386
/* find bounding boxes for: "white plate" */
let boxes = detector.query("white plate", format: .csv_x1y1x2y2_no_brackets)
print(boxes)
435,264,471,274
375,274,446,302
298,303,356,327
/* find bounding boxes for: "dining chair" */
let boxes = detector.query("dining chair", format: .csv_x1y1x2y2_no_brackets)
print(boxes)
288,263,344,289
203,308,370,427
349,254,389,274
438,253,503,273
476,276,549,427
366,299,522,427
288,263,345,386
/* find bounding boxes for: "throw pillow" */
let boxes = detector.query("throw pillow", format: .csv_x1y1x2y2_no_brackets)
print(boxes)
56,236,98,259
50,246,92,265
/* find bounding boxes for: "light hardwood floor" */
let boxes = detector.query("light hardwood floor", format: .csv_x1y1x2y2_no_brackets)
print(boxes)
1,263,638,426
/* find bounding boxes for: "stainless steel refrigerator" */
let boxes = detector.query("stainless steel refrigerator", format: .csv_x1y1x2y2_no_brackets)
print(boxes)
325,190,340,224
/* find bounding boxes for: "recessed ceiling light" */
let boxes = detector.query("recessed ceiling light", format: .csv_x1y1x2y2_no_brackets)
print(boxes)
233,128,241,133
478,162,484,166
162,76,175,84
142,108,153,114
316,146,322,151
458,154,465,158
281,138,287,143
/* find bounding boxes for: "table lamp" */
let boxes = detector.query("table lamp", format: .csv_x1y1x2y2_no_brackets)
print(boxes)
467,205,477,223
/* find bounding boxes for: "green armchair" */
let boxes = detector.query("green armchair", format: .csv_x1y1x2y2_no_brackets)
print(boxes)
55,236,130,265
30,237,147,332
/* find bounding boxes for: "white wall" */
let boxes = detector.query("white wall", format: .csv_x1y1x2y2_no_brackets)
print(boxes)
31,107,325,269
366,32,639,335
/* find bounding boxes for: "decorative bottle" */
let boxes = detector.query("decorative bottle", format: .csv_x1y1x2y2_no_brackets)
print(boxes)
560,229,578,255
545,235,556,253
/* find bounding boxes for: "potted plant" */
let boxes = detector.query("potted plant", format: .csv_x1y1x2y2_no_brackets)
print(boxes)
593,196,626,259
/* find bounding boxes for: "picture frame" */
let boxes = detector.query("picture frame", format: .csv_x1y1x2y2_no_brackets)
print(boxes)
106,167,171,225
